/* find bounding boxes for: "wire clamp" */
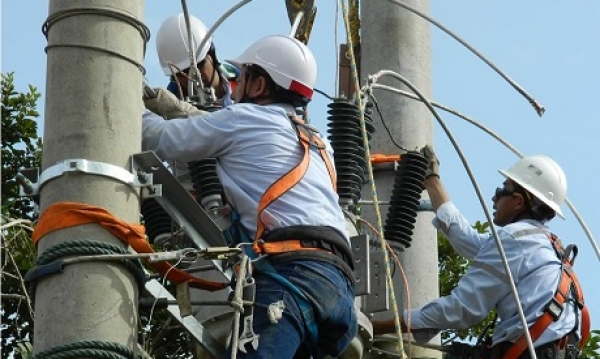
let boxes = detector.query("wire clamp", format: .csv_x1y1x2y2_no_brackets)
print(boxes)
17,158,155,196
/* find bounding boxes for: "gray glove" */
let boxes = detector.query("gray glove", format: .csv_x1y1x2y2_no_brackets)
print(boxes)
143,86,207,119
420,145,440,178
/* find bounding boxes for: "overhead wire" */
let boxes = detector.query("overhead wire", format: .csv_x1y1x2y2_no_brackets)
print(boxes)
363,69,539,359
369,93,409,152
384,0,545,117
339,1,407,357
370,83,600,261
196,0,253,64
334,1,340,96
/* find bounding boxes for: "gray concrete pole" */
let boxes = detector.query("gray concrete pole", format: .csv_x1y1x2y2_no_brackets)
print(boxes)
34,0,145,355
360,1,441,358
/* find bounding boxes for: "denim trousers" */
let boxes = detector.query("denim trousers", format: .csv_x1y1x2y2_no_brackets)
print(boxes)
227,259,357,359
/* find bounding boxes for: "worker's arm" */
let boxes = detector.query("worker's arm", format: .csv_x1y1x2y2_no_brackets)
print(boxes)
143,86,207,119
371,319,410,335
420,145,449,211
371,318,440,343
424,176,450,212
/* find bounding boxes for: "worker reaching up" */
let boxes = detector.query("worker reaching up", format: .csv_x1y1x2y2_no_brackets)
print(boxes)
142,34,357,358
372,147,590,359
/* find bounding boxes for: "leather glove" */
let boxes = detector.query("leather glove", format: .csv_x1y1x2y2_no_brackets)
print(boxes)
143,85,207,119
420,145,440,178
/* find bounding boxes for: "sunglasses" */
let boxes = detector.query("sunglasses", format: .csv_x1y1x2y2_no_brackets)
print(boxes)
494,187,518,199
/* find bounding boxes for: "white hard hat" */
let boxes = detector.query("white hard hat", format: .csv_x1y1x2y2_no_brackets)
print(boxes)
498,155,567,219
156,13,212,76
228,35,317,101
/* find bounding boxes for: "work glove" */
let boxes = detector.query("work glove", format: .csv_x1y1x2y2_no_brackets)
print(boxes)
420,145,440,179
143,85,207,119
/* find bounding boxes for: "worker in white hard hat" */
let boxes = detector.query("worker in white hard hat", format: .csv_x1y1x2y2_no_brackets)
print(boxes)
143,13,241,187
143,34,357,359
155,12,237,106
372,146,590,359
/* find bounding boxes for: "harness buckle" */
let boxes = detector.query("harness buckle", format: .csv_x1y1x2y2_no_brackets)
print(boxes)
546,297,564,321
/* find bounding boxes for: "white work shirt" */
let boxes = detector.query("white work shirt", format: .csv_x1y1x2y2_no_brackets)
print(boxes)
142,102,350,244
405,201,579,346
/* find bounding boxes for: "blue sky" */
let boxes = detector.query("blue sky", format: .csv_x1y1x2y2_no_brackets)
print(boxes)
3,0,599,335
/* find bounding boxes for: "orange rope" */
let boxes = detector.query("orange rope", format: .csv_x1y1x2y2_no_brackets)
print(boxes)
33,201,227,291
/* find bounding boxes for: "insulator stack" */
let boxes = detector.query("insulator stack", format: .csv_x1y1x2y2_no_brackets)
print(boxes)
384,151,428,250
141,198,173,246
188,159,222,210
327,98,375,207
188,103,224,211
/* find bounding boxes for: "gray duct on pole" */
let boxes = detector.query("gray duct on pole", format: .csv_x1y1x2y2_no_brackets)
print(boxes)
360,1,441,358
34,0,145,354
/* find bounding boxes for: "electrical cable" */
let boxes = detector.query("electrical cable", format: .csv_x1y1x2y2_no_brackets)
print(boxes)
386,241,412,358
384,0,545,117
196,0,253,67
42,7,150,74
369,93,408,151
364,69,539,359
339,1,407,357
314,87,335,100
142,255,186,353
369,83,600,261
334,1,340,97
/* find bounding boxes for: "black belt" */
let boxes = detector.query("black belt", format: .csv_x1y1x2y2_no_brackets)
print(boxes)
298,239,351,265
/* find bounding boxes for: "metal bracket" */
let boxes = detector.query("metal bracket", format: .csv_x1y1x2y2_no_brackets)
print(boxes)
363,248,389,314
145,279,225,358
131,151,230,281
351,234,371,296
17,159,153,197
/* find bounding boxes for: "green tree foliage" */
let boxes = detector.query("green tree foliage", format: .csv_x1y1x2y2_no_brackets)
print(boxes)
438,220,496,344
1,72,41,358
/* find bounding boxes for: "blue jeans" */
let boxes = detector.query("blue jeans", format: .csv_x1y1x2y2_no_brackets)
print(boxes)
228,259,357,359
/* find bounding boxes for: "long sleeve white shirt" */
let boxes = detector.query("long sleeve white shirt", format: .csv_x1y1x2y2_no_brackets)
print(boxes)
405,201,578,346
142,102,349,244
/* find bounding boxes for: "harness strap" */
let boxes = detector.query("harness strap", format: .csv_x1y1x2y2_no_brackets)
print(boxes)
32,201,228,291
252,115,336,250
503,233,590,359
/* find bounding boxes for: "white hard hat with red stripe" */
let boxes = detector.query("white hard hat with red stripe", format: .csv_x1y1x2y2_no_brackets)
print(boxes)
498,155,567,219
156,13,212,76
228,35,317,102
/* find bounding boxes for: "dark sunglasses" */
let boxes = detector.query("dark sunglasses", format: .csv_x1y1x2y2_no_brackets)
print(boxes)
494,187,518,199
176,59,207,77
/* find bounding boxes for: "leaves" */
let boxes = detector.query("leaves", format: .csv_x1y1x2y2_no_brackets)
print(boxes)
1,72,42,221
1,72,41,359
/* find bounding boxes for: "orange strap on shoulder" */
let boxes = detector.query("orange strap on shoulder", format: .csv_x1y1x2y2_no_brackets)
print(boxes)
33,201,227,291
252,116,336,254
504,235,590,358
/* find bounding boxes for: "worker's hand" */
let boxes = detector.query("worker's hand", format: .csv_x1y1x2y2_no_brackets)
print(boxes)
143,86,206,119
420,145,440,179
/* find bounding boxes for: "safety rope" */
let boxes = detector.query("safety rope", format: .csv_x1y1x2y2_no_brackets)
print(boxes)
26,239,147,305
31,340,138,359
42,7,150,74
32,201,228,291
340,1,407,357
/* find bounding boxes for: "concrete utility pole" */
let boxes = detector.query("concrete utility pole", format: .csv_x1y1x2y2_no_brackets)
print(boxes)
360,1,441,358
34,0,145,356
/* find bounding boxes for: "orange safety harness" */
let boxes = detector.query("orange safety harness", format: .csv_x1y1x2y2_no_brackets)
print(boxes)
251,115,336,255
504,233,591,359
32,202,227,291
